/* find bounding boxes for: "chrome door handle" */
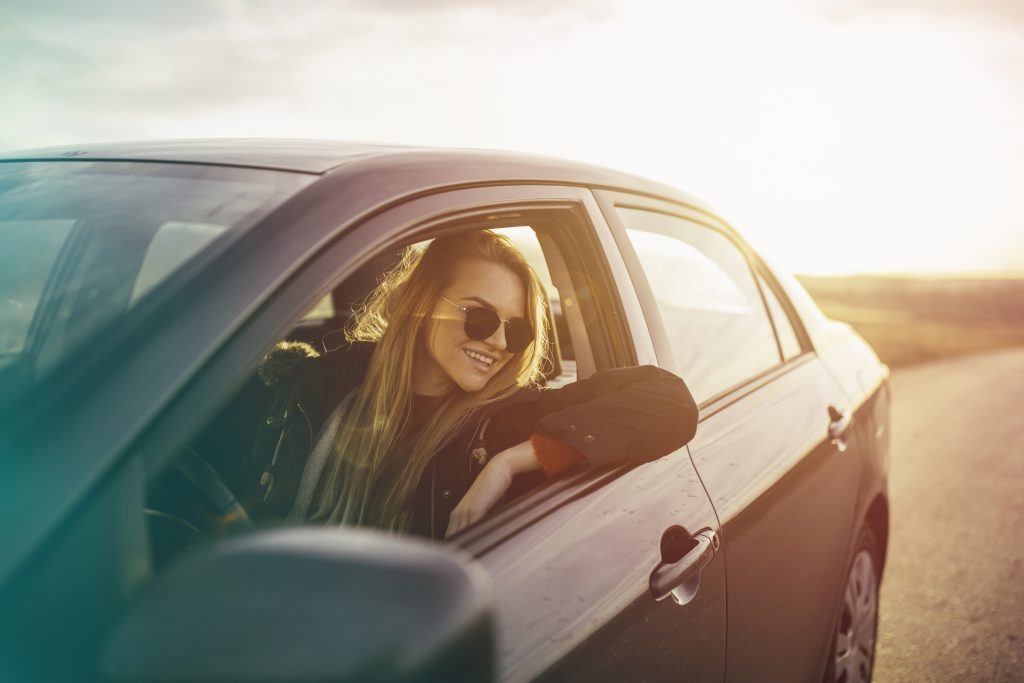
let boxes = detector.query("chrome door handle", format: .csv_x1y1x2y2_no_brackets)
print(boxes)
649,527,718,606
828,405,853,452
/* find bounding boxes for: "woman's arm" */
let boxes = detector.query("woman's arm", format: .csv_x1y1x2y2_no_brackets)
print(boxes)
518,365,698,469
446,366,698,536
445,440,539,537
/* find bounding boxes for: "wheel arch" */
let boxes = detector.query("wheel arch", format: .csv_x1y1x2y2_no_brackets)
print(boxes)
865,494,889,577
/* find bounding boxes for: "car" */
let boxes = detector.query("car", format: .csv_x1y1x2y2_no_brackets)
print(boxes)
0,140,890,683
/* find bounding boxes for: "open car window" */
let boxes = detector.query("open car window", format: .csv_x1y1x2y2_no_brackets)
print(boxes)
148,209,626,569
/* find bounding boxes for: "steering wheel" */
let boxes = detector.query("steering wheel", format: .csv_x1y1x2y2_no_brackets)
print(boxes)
145,447,252,567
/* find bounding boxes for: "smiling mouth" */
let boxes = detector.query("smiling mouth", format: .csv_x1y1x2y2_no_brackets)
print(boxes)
464,348,496,370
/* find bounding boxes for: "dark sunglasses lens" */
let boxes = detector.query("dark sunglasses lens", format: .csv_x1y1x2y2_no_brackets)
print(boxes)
463,307,501,340
462,308,534,352
505,321,534,353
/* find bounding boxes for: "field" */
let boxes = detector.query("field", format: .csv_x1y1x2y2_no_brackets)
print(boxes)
796,275,1024,367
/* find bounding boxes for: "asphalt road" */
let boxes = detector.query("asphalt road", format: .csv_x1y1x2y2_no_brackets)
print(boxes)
873,348,1024,682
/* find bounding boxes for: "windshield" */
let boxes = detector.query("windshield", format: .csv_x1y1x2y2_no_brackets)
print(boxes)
0,160,313,400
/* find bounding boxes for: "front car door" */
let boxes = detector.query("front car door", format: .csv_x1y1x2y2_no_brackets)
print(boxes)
339,184,728,682
598,193,862,681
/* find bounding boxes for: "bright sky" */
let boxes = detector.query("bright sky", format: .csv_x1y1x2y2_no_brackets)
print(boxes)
2,0,1023,275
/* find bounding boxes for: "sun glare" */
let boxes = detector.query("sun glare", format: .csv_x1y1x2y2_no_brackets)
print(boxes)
6,1,1023,277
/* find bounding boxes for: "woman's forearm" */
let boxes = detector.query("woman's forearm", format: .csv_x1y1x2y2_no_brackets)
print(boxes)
493,439,541,475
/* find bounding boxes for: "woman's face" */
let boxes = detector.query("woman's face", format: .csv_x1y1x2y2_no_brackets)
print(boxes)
415,257,527,395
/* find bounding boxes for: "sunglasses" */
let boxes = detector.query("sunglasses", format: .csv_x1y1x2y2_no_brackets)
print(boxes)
441,296,535,354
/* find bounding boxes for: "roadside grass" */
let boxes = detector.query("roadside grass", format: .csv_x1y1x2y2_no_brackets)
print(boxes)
796,275,1024,367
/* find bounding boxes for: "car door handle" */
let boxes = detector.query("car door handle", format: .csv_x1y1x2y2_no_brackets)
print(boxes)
649,527,719,606
828,405,853,452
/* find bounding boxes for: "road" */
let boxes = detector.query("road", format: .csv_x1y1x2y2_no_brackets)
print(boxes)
874,348,1024,682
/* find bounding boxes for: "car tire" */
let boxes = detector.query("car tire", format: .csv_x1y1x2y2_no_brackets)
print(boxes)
824,525,881,683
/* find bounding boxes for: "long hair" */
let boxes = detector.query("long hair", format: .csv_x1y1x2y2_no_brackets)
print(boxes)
311,230,551,531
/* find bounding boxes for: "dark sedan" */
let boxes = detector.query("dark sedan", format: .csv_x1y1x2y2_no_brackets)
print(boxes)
0,140,890,683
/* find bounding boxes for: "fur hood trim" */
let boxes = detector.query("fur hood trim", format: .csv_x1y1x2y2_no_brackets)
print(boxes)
257,341,320,387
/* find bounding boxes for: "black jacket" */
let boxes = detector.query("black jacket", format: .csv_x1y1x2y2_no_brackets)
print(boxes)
211,342,698,539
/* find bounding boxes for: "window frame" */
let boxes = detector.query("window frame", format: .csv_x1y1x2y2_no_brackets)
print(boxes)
750,253,814,358
402,209,619,380
594,189,811,409
330,193,649,552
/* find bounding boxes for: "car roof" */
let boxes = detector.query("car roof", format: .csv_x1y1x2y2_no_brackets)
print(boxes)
0,138,710,211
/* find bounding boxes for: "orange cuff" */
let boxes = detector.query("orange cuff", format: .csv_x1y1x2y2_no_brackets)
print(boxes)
531,433,585,478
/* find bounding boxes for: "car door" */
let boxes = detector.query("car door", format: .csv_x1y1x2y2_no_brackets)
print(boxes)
598,193,861,682
333,183,727,682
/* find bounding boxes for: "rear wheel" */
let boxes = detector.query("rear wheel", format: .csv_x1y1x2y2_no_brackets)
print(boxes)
827,526,880,683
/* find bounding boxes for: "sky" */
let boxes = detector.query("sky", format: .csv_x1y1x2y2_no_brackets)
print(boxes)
2,0,1023,276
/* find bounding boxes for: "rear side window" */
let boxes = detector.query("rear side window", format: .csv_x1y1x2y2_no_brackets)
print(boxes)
617,208,780,403
757,272,802,361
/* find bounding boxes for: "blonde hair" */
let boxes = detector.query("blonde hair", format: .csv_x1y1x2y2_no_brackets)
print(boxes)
311,230,551,531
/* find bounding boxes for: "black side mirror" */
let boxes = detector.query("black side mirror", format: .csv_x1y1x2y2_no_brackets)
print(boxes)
100,527,495,683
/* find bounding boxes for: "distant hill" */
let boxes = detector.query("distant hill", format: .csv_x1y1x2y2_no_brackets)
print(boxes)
796,275,1024,366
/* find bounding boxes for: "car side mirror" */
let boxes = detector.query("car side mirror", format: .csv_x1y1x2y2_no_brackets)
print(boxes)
99,527,495,683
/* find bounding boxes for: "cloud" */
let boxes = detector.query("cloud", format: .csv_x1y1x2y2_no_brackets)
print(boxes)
2,0,1024,273
849,0,1024,27
0,1,649,156
0,0,631,149
346,0,618,19
1,3,384,146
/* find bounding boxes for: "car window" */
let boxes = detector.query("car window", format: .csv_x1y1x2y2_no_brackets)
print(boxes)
757,271,802,361
171,222,589,548
492,226,576,385
616,207,780,403
0,161,312,399
129,221,231,304
0,218,75,361
300,293,336,321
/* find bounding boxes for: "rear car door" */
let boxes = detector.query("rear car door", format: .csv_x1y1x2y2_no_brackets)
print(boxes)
598,193,861,682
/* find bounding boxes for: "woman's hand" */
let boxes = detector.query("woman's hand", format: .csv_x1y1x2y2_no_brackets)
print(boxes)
445,440,540,538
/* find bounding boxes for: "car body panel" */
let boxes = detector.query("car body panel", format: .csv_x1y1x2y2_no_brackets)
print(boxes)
483,452,726,683
691,358,862,681
1,140,711,213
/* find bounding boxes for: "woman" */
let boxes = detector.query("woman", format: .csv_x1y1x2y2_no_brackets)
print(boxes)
245,230,697,539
